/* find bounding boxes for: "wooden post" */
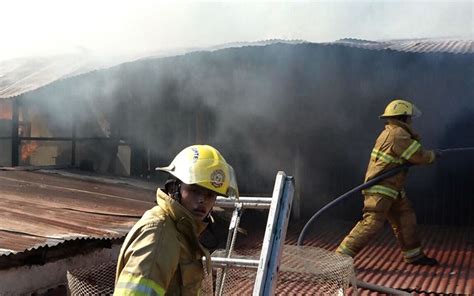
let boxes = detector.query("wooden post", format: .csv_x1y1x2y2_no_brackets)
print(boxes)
11,99,19,167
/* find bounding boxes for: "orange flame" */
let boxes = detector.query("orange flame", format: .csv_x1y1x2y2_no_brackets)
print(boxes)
0,102,12,120
21,141,39,161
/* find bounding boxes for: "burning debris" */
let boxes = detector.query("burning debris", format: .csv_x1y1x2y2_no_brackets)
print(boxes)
20,141,38,161
0,101,12,120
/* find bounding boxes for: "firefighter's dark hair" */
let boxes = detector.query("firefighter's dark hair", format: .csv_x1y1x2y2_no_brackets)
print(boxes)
390,115,410,123
164,178,182,201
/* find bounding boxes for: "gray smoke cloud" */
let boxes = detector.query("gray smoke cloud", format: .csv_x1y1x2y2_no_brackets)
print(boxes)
1,1,472,61
16,41,474,228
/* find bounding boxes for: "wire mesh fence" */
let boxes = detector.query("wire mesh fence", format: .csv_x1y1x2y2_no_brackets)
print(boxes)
203,244,356,295
67,261,116,295
67,244,354,295
277,245,356,295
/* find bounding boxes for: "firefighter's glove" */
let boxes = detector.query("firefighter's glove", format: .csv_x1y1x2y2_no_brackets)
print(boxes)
434,149,443,158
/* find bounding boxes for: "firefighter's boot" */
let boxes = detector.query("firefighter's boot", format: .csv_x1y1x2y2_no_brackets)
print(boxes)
410,256,439,266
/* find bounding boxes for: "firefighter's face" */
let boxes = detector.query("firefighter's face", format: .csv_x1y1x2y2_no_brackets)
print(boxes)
180,183,217,220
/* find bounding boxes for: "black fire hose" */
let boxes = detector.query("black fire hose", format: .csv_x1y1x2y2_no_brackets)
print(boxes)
297,146,474,246
297,162,412,246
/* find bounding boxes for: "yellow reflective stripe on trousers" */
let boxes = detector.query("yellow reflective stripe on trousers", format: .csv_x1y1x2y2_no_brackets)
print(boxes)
371,149,403,164
364,185,399,199
115,274,165,296
403,247,422,259
401,140,421,160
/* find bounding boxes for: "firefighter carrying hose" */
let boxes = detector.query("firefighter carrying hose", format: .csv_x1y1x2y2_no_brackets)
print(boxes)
114,145,239,295
336,99,440,266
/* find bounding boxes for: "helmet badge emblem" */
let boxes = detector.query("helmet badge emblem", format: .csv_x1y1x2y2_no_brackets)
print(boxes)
210,169,225,188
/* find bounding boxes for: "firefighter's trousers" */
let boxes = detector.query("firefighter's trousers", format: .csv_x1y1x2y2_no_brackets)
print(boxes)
336,194,425,263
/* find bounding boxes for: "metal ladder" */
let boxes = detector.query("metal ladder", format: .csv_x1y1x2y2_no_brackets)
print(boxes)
210,171,295,296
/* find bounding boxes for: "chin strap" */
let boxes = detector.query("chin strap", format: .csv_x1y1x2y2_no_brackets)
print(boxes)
205,212,215,223
174,185,182,202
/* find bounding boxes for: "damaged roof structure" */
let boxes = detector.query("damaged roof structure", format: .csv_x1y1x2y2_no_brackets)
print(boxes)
0,38,473,294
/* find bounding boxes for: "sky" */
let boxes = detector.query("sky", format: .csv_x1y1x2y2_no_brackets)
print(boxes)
0,0,472,61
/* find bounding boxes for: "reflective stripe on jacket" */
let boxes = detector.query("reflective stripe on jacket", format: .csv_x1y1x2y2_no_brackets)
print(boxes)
363,119,435,198
115,189,210,295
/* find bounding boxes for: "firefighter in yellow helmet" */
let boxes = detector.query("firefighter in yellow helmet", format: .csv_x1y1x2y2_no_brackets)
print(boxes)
115,145,238,295
336,99,440,266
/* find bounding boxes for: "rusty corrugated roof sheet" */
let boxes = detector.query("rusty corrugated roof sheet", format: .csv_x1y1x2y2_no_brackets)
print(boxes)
332,38,474,54
287,223,474,295
229,220,473,295
5,168,469,294
0,170,155,256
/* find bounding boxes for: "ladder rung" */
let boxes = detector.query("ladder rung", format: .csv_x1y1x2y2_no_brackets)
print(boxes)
209,256,260,269
215,196,272,209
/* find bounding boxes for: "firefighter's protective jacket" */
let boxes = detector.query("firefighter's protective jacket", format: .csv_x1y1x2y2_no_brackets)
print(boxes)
337,118,436,262
363,119,435,199
115,189,210,296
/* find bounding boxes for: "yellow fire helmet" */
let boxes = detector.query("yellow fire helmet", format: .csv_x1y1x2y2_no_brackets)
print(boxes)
156,145,239,198
380,99,422,118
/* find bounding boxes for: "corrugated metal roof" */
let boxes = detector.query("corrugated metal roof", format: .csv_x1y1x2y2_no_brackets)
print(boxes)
287,223,474,295
229,221,473,295
332,38,474,54
1,38,470,100
0,55,104,99
5,168,469,295
0,170,155,256
0,53,150,99
352,226,474,295
0,40,301,100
